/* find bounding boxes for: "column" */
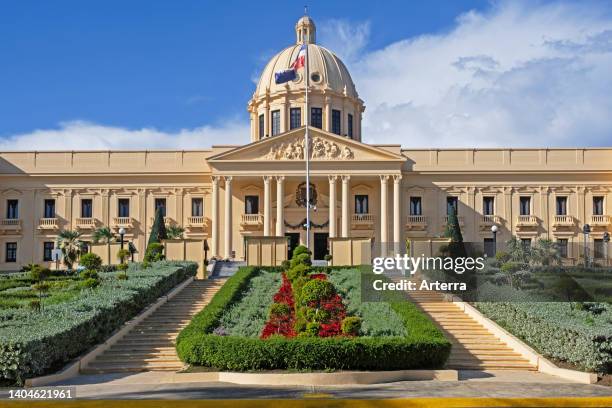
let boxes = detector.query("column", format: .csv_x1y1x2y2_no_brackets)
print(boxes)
211,177,220,257
328,176,337,238
263,176,271,236
224,176,233,259
393,175,402,252
276,176,285,236
324,96,331,133
341,175,350,237
380,176,389,254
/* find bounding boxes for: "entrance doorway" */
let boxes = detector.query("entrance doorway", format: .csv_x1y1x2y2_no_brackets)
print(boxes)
313,233,329,260
285,233,300,259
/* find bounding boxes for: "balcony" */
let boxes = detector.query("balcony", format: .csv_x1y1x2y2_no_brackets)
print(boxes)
516,215,538,229
38,217,59,230
351,213,374,229
241,213,264,229
149,216,172,226
0,219,21,233
405,215,427,231
186,216,209,229
442,215,465,227
112,217,133,229
590,214,611,227
479,215,501,230
552,215,575,230
75,217,97,229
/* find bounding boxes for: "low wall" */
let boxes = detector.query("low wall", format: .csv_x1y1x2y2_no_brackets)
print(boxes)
329,237,372,266
163,239,206,279
408,238,451,257
89,242,123,265
245,236,288,266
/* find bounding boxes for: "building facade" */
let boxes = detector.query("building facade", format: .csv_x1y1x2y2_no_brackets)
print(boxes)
1,17,611,270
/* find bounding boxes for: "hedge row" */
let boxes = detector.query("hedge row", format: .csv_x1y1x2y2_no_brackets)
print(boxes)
176,266,451,371
0,261,197,384
474,302,612,373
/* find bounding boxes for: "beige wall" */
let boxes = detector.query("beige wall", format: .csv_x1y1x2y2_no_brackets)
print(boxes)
1,147,611,270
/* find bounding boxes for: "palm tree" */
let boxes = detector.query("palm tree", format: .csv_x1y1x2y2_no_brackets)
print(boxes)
532,239,561,266
92,226,114,244
506,236,531,264
167,225,185,240
56,230,83,269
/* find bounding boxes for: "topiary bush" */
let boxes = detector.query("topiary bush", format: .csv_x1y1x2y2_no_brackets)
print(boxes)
144,243,165,262
300,279,335,305
341,316,362,336
79,253,103,271
79,270,99,280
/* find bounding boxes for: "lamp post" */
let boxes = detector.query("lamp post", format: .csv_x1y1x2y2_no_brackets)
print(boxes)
604,231,610,267
491,224,499,256
118,227,126,250
582,224,591,267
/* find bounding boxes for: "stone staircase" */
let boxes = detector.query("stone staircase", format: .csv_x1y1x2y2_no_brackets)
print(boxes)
211,260,245,278
407,290,536,371
81,278,226,374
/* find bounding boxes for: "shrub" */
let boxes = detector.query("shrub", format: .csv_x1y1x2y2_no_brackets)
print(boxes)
292,245,311,258
495,251,511,264
0,262,196,384
280,260,290,270
79,270,99,280
286,264,311,282
117,274,128,281
300,279,335,305
269,302,291,317
99,265,117,273
79,278,100,289
341,316,361,336
116,249,130,263
117,263,128,272
79,253,102,271
29,266,50,282
144,243,165,262
291,253,312,268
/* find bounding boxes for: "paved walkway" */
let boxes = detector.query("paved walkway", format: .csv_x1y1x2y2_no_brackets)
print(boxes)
81,278,226,374
37,371,611,399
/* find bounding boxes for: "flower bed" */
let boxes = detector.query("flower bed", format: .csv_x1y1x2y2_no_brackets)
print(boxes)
0,261,196,384
176,247,451,371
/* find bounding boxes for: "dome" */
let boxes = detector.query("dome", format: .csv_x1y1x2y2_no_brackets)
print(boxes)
253,17,358,100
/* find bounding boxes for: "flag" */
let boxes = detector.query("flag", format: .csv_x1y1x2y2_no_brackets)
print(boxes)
274,44,307,84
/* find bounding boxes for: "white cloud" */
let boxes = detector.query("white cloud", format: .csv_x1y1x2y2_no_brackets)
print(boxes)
346,1,612,147
0,120,250,150
318,19,371,63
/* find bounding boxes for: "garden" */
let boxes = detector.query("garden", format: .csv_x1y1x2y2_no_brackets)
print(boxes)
176,245,451,371
0,255,197,385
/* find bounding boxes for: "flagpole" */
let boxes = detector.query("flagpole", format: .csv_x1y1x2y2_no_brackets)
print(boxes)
305,38,311,251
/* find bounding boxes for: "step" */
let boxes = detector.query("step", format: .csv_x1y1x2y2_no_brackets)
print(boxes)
109,345,176,352
95,355,181,363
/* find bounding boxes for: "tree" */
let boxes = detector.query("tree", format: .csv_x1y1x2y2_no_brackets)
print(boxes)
506,236,532,264
166,225,185,240
148,207,167,246
444,210,466,257
532,239,562,266
56,230,83,269
92,226,114,244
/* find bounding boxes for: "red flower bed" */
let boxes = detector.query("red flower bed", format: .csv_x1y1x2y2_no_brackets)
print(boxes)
310,293,346,337
309,273,327,281
261,273,296,338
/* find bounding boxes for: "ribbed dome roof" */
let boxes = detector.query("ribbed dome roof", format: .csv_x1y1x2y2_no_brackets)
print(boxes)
254,17,358,100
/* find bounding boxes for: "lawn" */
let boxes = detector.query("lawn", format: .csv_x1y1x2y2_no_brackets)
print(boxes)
176,246,451,371
0,260,197,385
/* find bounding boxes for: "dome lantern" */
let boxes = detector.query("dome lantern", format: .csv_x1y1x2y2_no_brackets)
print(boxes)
295,16,316,44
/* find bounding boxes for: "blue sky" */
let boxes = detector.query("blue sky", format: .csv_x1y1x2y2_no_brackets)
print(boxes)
1,0,612,149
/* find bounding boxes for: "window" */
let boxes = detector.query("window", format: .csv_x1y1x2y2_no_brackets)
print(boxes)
410,197,422,216
81,241,90,254
483,197,495,216
154,198,166,217
6,200,18,219
557,239,568,258
258,114,265,138
594,239,605,259
43,242,54,262
347,113,353,138
192,198,203,217
44,199,55,218
271,110,281,136
5,242,16,263
245,195,259,214
484,238,496,258
519,196,531,216
521,238,532,249
556,196,567,216
290,108,301,130
81,199,93,218
118,199,130,217
446,196,458,215
331,109,341,135
311,107,323,129
355,195,369,214
593,196,604,216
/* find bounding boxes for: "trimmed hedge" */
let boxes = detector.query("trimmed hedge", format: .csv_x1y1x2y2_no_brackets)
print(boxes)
176,267,451,371
0,261,196,384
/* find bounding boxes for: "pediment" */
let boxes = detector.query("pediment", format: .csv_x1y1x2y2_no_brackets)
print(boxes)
207,127,405,162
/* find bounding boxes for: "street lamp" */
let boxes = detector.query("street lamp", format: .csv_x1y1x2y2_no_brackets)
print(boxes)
582,224,591,267
603,231,610,267
118,227,126,250
491,224,499,256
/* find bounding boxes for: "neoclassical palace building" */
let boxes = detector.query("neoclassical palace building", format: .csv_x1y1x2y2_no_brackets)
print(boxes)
1,16,611,270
